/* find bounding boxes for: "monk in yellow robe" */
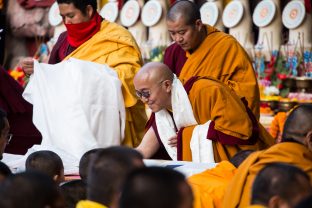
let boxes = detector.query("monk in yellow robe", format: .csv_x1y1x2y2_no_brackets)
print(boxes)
164,0,260,119
223,104,312,208
21,0,147,147
134,62,273,162
189,150,254,208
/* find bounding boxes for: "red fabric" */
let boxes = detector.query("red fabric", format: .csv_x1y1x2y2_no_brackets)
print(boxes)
17,0,55,9
177,127,185,161
48,32,76,64
305,0,311,13
163,43,187,76
65,12,102,48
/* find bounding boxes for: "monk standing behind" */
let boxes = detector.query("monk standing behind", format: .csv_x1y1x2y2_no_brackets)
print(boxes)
164,0,260,119
223,104,312,208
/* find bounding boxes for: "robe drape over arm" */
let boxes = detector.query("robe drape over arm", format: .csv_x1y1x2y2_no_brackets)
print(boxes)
56,20,147,147
164,25,260,119
222,142,312,208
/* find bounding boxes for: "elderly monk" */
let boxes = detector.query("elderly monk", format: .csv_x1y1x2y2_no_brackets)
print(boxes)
135,62,273,162
20,0,146,147
223,104,312,208
164,0,260,119
189,150,254,208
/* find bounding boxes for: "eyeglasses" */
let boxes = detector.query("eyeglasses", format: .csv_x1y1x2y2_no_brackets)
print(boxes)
6,133,13,145
135,80,165,99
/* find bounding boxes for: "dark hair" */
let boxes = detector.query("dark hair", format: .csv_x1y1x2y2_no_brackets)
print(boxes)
60,180,86,208
87,146,144,206
294,195,312,208
0,108,7,133
251,163,312,206
0,171,63,208
282,104,312,142
56,0,97,15
25,150,64,179
79,148,103,183
0,161,12,178
119,166,192,208
167,0,201,25
229,150,255,168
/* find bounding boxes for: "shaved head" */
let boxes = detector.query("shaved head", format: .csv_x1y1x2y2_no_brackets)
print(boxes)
166,0,200,25
282,104,312,144
134,62,174,85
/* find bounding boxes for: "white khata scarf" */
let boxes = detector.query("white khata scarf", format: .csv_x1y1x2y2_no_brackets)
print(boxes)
155,75,215,163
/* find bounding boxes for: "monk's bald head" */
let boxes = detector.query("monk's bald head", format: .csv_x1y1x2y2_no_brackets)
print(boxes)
134,62,174,84
166,0,201,25
282,104,312,144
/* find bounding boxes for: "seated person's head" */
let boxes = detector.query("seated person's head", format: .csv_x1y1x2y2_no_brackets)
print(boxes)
0,171,65,208
79,148,103,183
282,104,312,150
60,179,86,208
0,161,12,182
119,166,194,208
251,163,312,208
0,108,10,160
87,146,144,207
25,150,64,184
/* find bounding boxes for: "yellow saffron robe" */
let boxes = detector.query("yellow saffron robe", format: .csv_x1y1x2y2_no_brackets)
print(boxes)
180,77,273,162
222,142,312,208
180,26,260,119
65,20,147,147
76,200,108,208
188,161,237,208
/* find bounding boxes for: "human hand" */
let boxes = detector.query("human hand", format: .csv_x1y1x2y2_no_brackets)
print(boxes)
19,57,34,76
168,135,177,147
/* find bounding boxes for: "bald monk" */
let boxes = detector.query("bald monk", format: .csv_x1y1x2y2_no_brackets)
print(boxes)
249,163,312,208
223,104,312,208
189,150,254,208
135,62,273,162
164,0,260,119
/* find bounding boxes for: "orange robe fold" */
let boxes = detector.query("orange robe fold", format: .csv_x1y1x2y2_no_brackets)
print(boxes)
179,25,260,119
64,20,147,147
222,142,312,208
179,77,273,162
188,161,237,208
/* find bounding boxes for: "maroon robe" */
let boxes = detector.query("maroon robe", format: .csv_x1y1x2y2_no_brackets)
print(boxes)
163,43,187,76
0,67,41,154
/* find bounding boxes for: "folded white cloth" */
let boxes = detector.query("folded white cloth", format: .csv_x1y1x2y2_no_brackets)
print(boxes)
21,58,125,169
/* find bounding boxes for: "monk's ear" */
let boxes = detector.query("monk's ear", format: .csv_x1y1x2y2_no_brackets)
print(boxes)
86,5,94,19
163,80,172,92
304,131,312,151
194,19,203,32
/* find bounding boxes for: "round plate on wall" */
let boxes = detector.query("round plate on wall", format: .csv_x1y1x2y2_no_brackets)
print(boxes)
100,2,119,22
282,0,306,29
200,2,219,26
141,0,162,27
253,0,276,27
49,2,62,26
120,0,141,27
222,1,244,28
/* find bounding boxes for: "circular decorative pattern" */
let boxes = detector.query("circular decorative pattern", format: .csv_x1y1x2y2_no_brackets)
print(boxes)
200,2,219,26
120,0,141,27
100,2,119,22
282,0,306,29
141,0,162,27
48,2,62,26
222,1,244,28
252,0,276,27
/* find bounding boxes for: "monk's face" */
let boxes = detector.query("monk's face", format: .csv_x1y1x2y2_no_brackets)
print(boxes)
134,77,171,113
167,17,203,52
0,118,10,160
59,3,93,24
